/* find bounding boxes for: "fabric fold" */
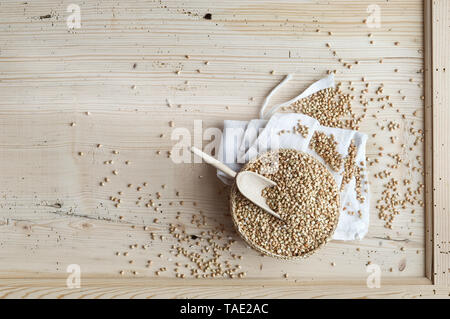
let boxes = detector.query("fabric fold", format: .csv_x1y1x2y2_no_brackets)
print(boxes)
217,75,369,241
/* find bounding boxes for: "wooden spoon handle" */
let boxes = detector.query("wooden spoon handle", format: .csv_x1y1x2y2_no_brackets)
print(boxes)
190,147,237,179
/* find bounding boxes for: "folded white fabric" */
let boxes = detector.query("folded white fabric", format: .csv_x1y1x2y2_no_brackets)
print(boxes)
216,75,369,241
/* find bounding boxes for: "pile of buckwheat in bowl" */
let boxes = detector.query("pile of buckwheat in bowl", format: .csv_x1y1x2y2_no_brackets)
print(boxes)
230,149,340,260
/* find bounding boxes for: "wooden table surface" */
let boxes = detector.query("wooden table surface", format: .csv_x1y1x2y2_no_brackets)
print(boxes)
0,0,438,298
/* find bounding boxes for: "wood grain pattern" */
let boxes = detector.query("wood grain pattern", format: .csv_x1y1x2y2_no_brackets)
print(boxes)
0,278,441,299
431,0,450,287
0,0,446,298
424,0,434,283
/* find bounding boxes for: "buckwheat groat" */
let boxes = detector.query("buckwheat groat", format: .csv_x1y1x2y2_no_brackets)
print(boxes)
293,120,309,138
341,140,357,190
230,149,340,259
309,131,343,172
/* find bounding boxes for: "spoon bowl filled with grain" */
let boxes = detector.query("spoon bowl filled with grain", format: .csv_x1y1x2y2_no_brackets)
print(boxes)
230,149,340,260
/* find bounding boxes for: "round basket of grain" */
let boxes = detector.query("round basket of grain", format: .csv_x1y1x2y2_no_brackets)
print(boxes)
230,149,340,260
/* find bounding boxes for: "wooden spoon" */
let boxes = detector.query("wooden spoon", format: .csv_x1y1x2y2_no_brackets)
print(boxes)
190,147,282,220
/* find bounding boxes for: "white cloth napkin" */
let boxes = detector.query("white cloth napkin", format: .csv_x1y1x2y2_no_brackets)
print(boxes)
216,75,369,241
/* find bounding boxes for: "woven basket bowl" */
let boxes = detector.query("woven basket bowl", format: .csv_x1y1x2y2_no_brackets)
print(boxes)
229,149,340,260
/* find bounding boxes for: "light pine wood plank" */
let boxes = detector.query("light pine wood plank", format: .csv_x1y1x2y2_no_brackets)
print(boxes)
431,0,450,286
0,278,444,299
423,0,434,282
0,0,434,296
